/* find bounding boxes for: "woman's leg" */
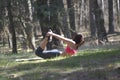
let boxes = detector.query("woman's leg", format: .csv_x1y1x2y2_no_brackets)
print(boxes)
35,30,61,59
40,37,49,50
40,29,53,49
35,36,49,58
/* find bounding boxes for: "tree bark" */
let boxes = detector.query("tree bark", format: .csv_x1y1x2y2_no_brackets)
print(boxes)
89,0,97,38
67,0,76,35
119,0,120,28
36,0,63,49
93,0,108,42
74,0,80,32
61,0,71,38
108,0,114,33
25,0,35,51
7,0,17,53
117,0,120,28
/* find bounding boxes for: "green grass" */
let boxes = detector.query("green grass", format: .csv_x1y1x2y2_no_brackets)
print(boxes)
0,49,120,80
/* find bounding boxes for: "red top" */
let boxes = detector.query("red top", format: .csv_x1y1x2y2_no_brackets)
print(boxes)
65,45,77,55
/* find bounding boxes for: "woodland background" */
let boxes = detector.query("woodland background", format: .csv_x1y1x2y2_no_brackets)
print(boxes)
0,0,120,53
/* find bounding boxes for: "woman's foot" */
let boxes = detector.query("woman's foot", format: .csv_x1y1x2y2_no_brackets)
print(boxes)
46,29,52,42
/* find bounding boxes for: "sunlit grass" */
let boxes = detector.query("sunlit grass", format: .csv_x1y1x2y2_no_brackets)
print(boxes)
0,49,120,80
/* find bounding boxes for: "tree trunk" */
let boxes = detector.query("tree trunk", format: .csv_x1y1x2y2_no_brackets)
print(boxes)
25,0,35,51
108,0,114,33
74,0,80,32
117,0,120,29
61,0,71,38
89,0,97,38
36,0,49,36
80,0,84,27
7,0,17,53
19,17,35,51
18,0,36,51
119,0,120,28
36,0,63,49
46,0,63,49
67,0,76,35
5,27,12,48
119,0,120,11
93,0,108,42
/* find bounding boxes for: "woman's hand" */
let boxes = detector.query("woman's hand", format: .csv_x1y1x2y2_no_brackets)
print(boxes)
47,30,76,48
46,30,53,36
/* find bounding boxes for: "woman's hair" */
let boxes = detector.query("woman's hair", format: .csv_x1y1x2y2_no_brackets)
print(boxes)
73,34,84,49
73,34,83,44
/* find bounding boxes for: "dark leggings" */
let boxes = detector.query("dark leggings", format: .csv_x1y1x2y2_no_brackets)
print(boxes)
35,47,62,59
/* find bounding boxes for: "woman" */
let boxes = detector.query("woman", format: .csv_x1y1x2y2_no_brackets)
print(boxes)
35,30,84,59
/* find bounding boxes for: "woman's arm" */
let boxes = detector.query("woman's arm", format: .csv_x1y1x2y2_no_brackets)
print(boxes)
47,32,75,47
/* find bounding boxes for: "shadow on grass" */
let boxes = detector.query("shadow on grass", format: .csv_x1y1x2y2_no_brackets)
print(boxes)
8,49,120,80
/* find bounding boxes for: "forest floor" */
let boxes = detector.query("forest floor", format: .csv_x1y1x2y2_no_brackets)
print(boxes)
0,45,120,80
0,48,120,80
0,33,120,80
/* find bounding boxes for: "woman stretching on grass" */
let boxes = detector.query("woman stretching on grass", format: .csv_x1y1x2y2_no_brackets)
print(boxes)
35,30,84,59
